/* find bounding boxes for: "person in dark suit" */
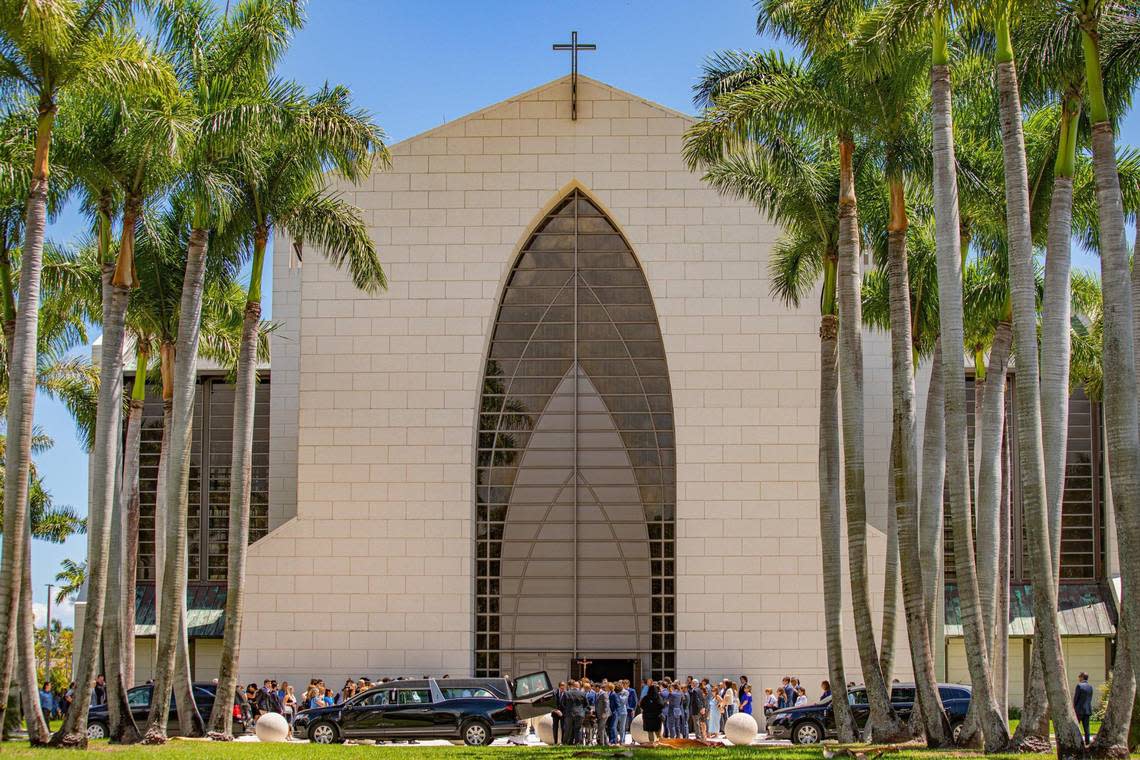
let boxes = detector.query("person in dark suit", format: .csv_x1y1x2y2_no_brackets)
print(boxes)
552,682,567,744
566,681,588,745
1073,672,1095,744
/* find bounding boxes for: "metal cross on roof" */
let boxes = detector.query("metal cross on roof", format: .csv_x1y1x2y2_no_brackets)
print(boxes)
552,31,596,121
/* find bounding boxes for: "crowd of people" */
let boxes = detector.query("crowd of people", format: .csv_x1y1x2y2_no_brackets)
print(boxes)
36,676,104,721
549,674,826,745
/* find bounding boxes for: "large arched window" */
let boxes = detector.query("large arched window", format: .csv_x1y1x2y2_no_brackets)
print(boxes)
475,189,675,680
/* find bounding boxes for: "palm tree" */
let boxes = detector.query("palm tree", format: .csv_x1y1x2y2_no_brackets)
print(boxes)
686,37,904,740
53,559,87,605
1075,4,1140,737
991,9,1095,752
207,82,387,735
0,431,87,742
51,75,186,746
143,3,304,741
0,4,171,736
684,113,857,742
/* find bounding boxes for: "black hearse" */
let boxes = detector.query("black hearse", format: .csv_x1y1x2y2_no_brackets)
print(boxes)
293,672,556,745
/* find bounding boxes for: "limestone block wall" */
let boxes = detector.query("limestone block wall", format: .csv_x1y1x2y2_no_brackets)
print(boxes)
243,75,903,688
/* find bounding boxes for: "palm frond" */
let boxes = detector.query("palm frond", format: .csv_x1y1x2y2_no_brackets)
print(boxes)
282,190,385,293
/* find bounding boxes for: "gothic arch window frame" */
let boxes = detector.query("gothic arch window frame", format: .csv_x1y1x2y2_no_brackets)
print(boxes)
472,182,676,678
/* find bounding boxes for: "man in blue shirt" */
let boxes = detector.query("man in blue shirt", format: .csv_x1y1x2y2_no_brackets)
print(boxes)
39,682,56,721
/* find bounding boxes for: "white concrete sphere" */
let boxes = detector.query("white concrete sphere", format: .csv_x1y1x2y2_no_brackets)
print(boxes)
724,712,759,745
535,714,556,745
254,712,289,743
629,714,650,744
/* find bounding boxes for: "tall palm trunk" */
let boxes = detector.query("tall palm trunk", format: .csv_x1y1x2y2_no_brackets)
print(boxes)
995,429,1011,716
208,230,265,736
0,103,54,733
1017,109,1080,746
885,181,950,746
154,343,174,629
819,309,856,743
836,135,902,742
151,337,200,738
144,229,209,743
173,580,201,736
919,342,945,642
1081,23,1140,758
103,425,139,744
880,498,900,685
18,527,48,743
995,18,1084,756
1092,618,1134,757
120,356,148,688
55,263,130,747
975,320,1011,660
932,44,1009,752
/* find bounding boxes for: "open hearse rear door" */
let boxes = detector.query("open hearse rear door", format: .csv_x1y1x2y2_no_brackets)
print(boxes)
510,671,556,719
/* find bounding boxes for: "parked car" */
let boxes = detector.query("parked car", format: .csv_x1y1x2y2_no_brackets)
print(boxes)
293,672,556,745
87,682,251,740
765,683,972,745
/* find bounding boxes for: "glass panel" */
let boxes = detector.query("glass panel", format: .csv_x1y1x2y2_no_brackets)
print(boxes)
129,377,272,583
475,190,674,678
394,689,432,705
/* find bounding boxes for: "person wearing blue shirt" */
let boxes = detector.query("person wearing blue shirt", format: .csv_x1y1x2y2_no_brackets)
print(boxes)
39,682,56,720
609,684,627,744
626,680,637,729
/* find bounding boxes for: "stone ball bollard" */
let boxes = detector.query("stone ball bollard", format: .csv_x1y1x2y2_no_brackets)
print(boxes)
254,712,290,743
629,714,650,744
724,712,759,745
535,714,556,745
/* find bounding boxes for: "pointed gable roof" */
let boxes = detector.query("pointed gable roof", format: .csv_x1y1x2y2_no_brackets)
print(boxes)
386,74,694,153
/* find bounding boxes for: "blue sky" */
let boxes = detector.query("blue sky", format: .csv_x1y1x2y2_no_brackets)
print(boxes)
25,0,1140,625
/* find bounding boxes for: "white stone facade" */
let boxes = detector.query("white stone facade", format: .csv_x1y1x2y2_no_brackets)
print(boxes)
244,76,904,687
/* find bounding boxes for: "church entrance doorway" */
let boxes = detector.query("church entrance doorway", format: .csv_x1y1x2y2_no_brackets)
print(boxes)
574,657,639,685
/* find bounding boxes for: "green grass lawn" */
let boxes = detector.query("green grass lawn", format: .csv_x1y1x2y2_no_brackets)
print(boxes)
0,741,1063,760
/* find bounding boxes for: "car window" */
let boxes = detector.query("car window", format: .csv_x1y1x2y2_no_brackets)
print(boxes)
442,688,494,699
938,686,969,700
127,688,151,707
394,689,431,705
849,690,868,705
355,691,389,707
193,687,215,702
513,672,552,699
891,687,916,703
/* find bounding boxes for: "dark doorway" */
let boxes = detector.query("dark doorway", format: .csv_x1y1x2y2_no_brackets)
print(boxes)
573,658,639,684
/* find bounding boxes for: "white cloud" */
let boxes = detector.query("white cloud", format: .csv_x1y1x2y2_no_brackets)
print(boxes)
33,596,75,628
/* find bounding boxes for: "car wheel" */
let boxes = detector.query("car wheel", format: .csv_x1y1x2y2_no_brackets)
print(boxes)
461,719,492,746
308,720,340,744
86,721,109,740
793,720,824,745
951,720,964,743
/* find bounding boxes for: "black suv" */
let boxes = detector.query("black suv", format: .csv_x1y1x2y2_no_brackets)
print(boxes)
765,683,972,744
293,672,556,746
87,682,250,740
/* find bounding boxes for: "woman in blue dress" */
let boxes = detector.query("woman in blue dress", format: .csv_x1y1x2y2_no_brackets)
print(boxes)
707,682,721,737
739,684,753,715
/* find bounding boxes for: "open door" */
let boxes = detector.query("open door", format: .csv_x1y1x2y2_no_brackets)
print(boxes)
511,671,556,719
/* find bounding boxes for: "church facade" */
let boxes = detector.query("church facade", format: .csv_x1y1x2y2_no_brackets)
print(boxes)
87,75,1118,703
240,75,894,686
